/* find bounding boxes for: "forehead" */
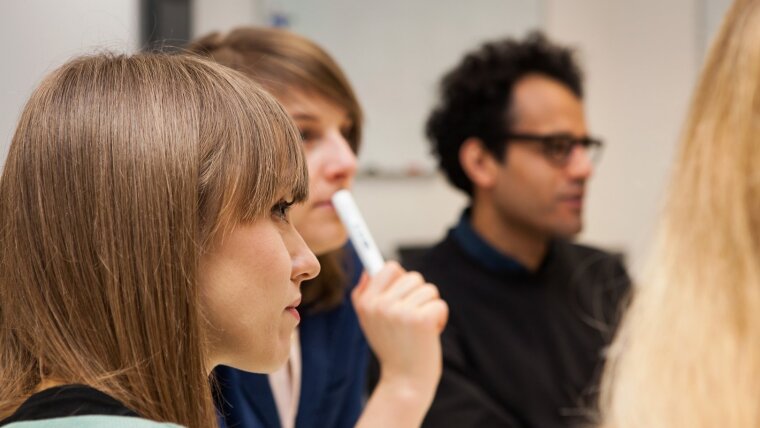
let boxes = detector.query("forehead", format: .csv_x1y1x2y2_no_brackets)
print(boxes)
509,74,586,135
278,89,350,124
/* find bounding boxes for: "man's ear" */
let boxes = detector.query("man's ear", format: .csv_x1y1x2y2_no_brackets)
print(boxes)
459,137,501,189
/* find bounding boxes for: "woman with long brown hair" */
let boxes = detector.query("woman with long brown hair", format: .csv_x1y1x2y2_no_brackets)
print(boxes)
188,27,446,428
0,52,446,427
598,0,760,426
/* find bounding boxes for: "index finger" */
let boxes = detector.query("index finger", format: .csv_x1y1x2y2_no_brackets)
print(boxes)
360,260,405,301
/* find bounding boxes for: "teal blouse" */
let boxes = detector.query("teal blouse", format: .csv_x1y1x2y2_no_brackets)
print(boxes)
3,415,183,428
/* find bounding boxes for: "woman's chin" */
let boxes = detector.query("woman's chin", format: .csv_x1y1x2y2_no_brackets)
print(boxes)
243,352,290,374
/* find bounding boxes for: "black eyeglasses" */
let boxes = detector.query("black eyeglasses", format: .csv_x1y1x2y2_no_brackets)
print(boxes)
501,133,604,166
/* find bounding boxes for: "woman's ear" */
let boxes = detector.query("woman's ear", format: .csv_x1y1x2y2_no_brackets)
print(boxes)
459,137,501,190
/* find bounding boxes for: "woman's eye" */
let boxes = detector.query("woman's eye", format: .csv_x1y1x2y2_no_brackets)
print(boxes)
299,129,316,142
272,200,294,222
340,126,352,140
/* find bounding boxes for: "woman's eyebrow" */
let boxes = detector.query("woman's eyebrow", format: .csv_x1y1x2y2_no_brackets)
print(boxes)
290,113,319,121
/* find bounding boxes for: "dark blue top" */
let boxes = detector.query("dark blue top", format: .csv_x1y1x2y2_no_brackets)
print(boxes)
215,244,368,428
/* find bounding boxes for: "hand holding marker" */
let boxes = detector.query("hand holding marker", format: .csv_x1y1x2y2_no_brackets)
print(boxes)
331,189,449,427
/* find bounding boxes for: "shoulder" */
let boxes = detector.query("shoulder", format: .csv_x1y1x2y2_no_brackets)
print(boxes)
553,240,628,278
405,232,465,273
0,385,160,428
558,239,620,259
550,240,632,319
1,415,183,428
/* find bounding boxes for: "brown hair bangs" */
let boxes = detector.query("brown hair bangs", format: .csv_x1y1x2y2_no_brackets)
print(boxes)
194,61,309,244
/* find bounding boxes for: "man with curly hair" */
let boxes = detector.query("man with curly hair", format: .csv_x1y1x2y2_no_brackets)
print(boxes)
413,32,630,427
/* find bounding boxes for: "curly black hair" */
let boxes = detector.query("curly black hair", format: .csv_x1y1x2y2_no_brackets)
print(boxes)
426,31,583,196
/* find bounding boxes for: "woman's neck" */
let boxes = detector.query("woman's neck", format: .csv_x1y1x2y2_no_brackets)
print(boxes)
35,377,67,393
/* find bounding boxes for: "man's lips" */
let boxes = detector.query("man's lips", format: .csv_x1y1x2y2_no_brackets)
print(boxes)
559,194,584,209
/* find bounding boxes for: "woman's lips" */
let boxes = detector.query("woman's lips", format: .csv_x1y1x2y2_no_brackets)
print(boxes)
286,296,302,322
286,307,300,322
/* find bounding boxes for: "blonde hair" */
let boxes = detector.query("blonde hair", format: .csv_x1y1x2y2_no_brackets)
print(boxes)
189,27,364,312
0,53,308,427
599,0,760,426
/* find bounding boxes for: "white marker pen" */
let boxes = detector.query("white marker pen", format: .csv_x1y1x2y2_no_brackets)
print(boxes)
331,189,385,276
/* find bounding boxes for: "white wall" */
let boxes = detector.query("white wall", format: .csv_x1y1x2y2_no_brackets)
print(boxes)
0,0,140,170
275,0,543,171
192,0,264,37
700,0,734,56
545,0,700,275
